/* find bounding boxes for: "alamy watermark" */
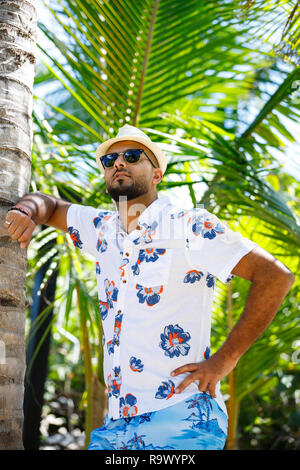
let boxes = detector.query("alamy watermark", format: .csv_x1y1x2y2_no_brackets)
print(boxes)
100,196,209,243
0,339,5,365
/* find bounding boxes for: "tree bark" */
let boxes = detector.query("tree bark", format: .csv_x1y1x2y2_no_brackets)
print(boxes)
0,0,36,450
23,245,58,450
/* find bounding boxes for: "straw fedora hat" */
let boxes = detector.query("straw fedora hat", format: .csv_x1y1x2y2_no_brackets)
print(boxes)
96,125,167,175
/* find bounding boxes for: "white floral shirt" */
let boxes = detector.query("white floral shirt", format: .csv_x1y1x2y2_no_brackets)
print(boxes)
67,196,257,420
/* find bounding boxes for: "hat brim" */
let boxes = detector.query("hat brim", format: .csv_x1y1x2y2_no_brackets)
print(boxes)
96,136,167,175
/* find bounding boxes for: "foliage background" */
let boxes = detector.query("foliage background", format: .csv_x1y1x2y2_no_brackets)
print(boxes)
25,0,300,450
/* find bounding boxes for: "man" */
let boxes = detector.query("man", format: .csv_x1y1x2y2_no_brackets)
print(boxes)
4,125,295,450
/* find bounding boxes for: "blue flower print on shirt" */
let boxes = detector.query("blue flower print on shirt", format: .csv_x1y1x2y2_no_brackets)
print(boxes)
184,270,203,284
120,393,138,418
159,324,191,358
131,262,140,276
133,221,158,245
99,301,109,321
136,284,163,306
96,235,108,253
99,279,118,320
96,262,101,275
120,258,129,279
191,213,225,240
143,248,166,262
93,211,111,229
131,248,166,276
107,339,114,355
206,273,216,289
155,379,175,400
93,212,112,254
171,210,190,219
68,226,83,249
106,279,119,303
204,346,211,360
107,313,123,355
107,367,121,398
114,312,122,336
129,356,144,373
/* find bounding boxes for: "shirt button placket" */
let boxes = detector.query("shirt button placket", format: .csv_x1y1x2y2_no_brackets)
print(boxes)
111,240,132,419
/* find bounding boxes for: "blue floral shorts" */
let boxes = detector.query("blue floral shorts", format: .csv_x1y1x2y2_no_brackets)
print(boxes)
88,392,228,450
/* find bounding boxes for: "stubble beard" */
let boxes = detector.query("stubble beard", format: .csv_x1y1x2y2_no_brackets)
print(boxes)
107,178,150,202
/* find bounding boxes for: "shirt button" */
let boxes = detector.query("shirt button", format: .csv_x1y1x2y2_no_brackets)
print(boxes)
122,279,127,283
125,252,130,257
117,309,122,314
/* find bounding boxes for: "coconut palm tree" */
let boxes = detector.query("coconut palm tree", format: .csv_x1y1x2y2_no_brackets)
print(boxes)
27,0,300,449
0,0,37,450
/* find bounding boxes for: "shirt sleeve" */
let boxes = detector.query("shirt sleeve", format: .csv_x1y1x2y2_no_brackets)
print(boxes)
66,203,109,258
185,208,258,283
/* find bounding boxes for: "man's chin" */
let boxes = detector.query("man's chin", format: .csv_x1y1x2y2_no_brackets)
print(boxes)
107,185,148,202
108,187,132,200
109,180,130,192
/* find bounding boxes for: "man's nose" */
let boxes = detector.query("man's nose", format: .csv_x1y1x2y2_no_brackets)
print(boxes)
113,154,127,168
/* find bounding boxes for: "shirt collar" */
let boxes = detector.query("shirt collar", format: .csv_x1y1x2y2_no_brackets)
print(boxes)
113,195,172,233
137,195,171,227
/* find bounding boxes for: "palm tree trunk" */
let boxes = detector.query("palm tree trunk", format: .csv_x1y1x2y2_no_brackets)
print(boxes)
23,245,58,450
0,0,36,450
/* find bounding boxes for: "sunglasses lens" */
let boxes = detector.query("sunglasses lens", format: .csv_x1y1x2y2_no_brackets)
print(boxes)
124,149,143,163
101,153,118,168
100,149,144,169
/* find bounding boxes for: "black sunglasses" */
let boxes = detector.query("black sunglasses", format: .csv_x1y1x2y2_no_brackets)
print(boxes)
100,148,157,169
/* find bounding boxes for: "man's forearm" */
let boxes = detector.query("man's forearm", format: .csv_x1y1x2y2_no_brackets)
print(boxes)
14,192,58,225
217,271,295,363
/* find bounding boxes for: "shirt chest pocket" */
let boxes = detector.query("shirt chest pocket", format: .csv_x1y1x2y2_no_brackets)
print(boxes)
130,247,172,287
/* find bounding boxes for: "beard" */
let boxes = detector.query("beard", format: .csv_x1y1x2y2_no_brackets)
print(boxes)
107,176,150,202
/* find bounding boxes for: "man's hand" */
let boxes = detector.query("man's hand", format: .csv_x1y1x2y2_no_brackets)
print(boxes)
171,352,238,398
3,210,36,249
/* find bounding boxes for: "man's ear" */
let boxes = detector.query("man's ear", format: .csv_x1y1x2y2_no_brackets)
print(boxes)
153,168,163,185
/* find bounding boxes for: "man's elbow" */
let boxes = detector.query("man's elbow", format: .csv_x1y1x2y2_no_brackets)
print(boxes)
253,262,295,292
273,267,295,290
285,270,295,288
233,247,295,289
263,252,295,288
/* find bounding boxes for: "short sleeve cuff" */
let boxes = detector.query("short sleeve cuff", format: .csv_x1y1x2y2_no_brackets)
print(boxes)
66,203,100,257
217,239,258,283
